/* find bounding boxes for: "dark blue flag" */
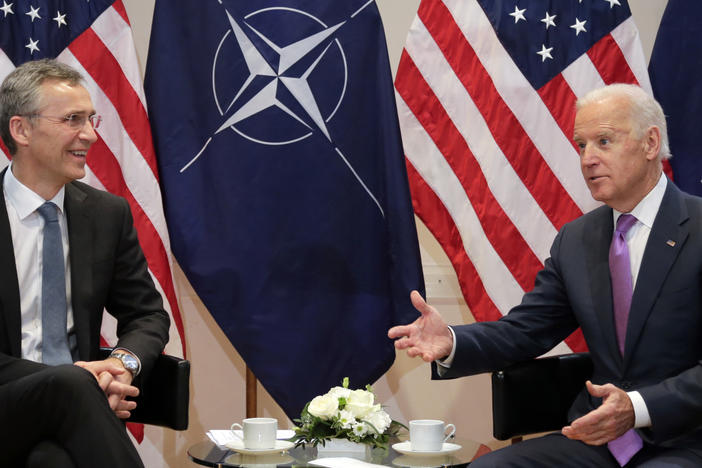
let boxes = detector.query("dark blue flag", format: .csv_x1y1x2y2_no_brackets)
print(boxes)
649,0,702,197
145,0,424,418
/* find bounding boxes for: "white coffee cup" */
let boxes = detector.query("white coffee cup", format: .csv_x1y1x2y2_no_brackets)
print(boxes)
409,419,456,452
231,417,278,449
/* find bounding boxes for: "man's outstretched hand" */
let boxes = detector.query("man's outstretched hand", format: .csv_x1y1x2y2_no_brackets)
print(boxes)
388,290,453,362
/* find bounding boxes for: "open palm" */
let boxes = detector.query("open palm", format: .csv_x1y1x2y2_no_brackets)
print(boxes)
388,290,453,362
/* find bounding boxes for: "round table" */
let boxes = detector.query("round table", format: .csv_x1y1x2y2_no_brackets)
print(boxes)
188,437,486,467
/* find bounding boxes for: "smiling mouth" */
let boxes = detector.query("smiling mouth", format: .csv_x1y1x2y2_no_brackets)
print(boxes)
69,150,88,157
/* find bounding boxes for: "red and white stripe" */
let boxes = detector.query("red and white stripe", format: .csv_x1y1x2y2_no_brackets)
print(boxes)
0,2,184,356
395,0,651,353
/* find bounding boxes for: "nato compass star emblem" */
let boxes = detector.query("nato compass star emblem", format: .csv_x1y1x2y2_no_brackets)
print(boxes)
182,1,384,217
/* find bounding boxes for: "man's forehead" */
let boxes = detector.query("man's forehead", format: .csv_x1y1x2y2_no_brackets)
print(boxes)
37,80,94,110
575,98,631,128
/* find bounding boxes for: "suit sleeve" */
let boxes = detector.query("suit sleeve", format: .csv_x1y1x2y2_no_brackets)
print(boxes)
104,197,170,379
637,365,702,443
436,228,580,379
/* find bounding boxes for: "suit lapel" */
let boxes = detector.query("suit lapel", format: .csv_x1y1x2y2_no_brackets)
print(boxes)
0,168,22,357
64,182,93,360
625,183,687,365
584,206,623,365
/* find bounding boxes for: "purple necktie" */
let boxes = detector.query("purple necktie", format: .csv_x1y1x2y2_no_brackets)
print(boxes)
608,428,643,466
609,213,637,356
607,213,642,466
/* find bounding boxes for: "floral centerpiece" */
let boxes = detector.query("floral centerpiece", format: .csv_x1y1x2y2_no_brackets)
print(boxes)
292,377,405,450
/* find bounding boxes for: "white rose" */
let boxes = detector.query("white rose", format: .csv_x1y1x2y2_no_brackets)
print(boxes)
328,386,352,401
308,394,338,419
345,389,375,418
363,409,391,434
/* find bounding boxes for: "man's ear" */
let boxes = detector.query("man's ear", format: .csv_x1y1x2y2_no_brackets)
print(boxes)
8,115,31,149
644,125,661,161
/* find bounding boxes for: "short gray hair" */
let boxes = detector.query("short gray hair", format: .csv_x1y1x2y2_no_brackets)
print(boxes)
0,59,84,154
576,83,671,160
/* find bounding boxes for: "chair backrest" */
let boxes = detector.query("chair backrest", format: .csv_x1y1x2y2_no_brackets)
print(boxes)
100,348,190,430
491,353,592,441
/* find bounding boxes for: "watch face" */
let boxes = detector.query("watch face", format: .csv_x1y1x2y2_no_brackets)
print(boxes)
114,353,138,375
123,356,137,369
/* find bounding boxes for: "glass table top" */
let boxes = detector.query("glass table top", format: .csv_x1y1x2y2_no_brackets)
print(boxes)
188,437,487,467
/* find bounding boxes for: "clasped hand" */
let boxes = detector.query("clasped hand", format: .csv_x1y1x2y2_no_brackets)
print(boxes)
561,380,635,445
74,359,139,419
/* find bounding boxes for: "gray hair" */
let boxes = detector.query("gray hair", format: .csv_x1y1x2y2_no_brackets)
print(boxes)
576,83,671,160
0,59,84,154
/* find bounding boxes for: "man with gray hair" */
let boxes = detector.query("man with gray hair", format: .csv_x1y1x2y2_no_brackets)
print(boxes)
0,59,169,466
390,83,702,466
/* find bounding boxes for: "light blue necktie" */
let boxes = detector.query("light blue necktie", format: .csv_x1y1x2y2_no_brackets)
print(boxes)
37,202,73,365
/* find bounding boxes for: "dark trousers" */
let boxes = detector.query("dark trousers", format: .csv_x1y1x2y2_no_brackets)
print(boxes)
471,433,702,468
0,365,144,468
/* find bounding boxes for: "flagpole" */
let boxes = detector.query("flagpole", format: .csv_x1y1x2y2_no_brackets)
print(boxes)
246,365,257,418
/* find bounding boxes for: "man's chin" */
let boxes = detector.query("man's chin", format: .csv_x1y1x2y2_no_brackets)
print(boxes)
69,167,87,182
587,189,608,205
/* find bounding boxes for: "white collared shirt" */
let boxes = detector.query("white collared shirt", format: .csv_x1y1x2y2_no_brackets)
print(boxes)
3,164,75,362
612,174,667,290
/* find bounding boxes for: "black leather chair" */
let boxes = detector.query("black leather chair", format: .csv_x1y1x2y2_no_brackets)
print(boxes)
100,348,190,430
491,353,593,443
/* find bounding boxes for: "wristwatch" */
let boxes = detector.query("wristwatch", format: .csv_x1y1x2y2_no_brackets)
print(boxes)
110,351,140,378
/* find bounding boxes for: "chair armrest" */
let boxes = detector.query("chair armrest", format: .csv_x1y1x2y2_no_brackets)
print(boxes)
100,348,190,430
492,353,592,440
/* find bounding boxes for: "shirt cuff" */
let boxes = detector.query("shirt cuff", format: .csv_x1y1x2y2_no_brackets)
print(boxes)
627,390,651,428
435,326,457,376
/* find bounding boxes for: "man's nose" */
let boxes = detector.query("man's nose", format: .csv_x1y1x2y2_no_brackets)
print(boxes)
79,119,98,143
580,143,599,165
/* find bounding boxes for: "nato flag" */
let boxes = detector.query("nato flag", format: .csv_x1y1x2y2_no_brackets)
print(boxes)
145,0,424,418
649,0,702,196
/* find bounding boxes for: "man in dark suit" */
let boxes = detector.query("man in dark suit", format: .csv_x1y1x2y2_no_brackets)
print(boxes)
389,83,702,466
0,60,170,466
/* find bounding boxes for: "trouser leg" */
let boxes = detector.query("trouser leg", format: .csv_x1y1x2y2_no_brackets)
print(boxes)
25,440,76,468
470,433,618,468
0,365,144,468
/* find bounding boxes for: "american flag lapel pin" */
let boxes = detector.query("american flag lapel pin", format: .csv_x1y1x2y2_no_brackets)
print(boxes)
666,240,676,247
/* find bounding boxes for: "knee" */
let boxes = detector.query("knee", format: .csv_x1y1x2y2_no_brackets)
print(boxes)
26,440,76,468
469,448,512,468
38,365,100,401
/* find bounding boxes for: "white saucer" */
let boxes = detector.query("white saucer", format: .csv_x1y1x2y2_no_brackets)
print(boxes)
392,441,461,457
225,439,295,455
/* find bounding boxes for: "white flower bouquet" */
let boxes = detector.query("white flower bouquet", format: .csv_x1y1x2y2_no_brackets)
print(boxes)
292,377,405,449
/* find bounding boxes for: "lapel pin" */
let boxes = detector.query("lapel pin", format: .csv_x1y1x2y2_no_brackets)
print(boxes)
666,240,676,247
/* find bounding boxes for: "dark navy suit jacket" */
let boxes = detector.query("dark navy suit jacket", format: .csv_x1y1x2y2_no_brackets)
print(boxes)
0,169,170,385
442,180,702,451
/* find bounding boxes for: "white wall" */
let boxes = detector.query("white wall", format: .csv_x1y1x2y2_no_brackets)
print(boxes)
120,1,668,465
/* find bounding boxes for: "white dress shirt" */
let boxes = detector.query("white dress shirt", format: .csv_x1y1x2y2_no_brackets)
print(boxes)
438,174,668,429
3,164,75,362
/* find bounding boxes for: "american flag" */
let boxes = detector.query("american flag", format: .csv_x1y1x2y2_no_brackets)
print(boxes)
395,0,651,353
0,0,185,451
